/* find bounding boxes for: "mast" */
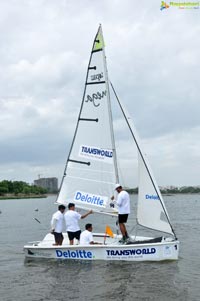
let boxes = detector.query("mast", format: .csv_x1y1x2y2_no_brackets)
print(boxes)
100,25,119,184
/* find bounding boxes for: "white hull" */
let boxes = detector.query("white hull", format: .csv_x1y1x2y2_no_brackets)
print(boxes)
24,233,179,261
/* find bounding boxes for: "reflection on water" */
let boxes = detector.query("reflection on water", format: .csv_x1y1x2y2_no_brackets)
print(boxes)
22,258,186,301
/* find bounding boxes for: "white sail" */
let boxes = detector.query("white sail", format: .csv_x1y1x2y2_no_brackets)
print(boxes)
57,26,118,216
110,94,174,236
57,24,175,234
137,153,173,235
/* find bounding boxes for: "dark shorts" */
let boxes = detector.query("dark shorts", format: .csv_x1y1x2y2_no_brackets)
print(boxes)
118,214,128,223
67,230,81,241
53,232,64,244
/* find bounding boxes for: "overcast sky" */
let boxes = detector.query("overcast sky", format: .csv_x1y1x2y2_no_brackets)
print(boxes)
0,0,199,187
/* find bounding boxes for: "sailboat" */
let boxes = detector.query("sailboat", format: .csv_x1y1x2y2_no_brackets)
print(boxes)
24,25,179,261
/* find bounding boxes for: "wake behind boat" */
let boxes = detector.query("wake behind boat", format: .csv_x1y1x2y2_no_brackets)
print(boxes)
24,25,179,261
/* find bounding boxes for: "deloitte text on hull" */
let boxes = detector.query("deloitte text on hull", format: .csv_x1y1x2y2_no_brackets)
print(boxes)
56,250,93,259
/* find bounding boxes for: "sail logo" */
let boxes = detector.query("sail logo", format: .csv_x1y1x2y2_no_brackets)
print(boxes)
106,248,156,257
74,191,107,207
79,145,113,164
145,194,159,200
91,72,104,81
85,90,106,107
56,249,93,259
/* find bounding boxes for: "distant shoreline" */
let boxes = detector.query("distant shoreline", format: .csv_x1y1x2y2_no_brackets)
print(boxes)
127,187,200,194
127,191,200,195
0,194,48,200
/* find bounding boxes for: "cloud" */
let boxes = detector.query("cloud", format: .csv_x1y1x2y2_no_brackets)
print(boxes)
0,0,199,186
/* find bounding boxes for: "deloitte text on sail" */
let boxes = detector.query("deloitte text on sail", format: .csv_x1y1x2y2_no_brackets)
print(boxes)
74,191,106,207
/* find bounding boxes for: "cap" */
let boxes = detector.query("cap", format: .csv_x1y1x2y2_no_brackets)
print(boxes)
115,183,121,190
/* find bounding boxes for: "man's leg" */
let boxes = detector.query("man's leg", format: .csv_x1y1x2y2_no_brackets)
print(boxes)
59,233,64,245
53,233,59,245
119,223,126,237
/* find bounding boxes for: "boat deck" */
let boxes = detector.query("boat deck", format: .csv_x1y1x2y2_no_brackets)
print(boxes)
25,232,173,248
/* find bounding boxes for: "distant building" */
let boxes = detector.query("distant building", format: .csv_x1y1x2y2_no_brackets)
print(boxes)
34,177,58,193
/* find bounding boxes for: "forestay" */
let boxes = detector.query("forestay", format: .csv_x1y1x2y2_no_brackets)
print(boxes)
110,97,174,236
56,26,118,215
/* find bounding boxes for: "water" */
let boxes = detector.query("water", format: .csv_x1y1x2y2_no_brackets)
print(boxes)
0,194,199,301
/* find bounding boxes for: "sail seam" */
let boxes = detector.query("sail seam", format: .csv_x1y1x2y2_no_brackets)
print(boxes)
68,166,115,174
66,175,115,185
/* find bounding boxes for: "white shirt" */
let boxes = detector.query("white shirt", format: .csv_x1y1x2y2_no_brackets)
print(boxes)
64,210,81,232
116,190,130,214
80,230,93,245
51,210,64,233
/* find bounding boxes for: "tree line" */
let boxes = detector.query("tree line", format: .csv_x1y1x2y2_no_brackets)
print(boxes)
1,180,199,197
127,186,200,194
0,180,47,196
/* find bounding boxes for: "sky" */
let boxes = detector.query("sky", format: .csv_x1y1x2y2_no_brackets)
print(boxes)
0,0,199,187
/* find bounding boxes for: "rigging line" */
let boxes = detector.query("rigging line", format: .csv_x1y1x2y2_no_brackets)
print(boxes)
101,26,119,184
110,81,177,239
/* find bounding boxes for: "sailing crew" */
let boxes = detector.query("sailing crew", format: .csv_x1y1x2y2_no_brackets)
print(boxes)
64,203,93,245
111,184,130,244
80,223,102,245
50,204,66,245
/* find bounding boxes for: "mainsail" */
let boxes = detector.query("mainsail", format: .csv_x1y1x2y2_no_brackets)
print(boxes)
56,25,118,215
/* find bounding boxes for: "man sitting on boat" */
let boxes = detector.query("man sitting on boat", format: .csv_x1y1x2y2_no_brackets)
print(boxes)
80,223,102,245
111,184,130,244
64,203,93,245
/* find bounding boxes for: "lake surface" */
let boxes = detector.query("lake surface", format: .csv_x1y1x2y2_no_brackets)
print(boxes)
0,194,199,301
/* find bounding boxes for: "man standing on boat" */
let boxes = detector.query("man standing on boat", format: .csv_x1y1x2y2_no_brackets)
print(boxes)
111,184,130,244
51,204,66,245
64,203,93,245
